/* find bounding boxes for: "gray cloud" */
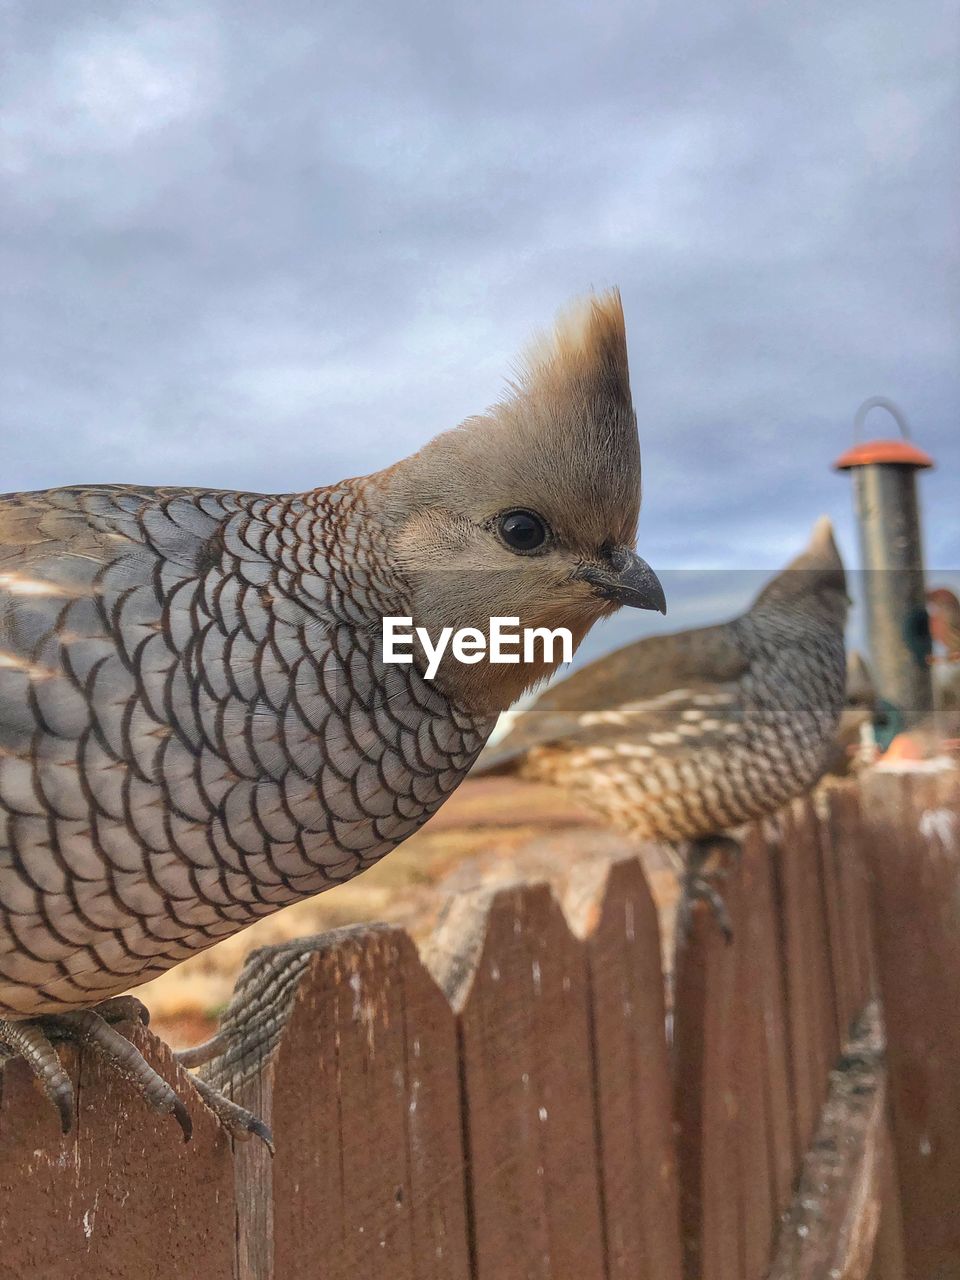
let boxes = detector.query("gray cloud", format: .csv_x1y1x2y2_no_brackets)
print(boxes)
2,0,958,670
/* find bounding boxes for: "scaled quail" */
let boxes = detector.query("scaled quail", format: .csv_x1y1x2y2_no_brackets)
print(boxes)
476,517,848,933
0,291,664,1140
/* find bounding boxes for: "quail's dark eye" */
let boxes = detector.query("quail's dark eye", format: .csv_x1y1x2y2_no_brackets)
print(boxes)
497,510,548,553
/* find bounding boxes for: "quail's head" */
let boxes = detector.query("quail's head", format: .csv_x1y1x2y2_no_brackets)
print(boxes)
382,290,663,713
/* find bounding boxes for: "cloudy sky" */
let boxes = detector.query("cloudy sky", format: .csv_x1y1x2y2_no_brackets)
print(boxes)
2,0,958,663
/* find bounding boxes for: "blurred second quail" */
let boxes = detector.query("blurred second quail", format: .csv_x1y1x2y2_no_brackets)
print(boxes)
477,518,848,935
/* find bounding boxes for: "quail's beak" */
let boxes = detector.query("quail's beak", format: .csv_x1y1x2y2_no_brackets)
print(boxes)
576,549,667,614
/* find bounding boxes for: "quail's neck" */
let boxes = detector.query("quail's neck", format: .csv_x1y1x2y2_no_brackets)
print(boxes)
295,477,412,621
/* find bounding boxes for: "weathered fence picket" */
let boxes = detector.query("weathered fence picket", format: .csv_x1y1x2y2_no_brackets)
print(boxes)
565,857,682,1280
861,764,960,1278
673,839,742,1280
429,882,607,1280
207,926,471,1280
742,823,795,1222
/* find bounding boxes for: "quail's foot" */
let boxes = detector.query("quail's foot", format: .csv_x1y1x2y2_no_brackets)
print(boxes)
0,995,272,1149
175,1029,275,1153
188,1073,274,1153
676,836,741,945
0,996,190,1139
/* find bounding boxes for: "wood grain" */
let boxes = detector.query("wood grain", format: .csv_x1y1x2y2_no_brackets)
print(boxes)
0,1026,236,1280
673,840,743,1280
564,855,682,1280
429,881,606,1280
861,766,960,1278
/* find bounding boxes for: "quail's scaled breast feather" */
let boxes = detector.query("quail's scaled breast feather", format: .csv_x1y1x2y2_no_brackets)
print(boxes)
0,290,664,1138
478,517,849,846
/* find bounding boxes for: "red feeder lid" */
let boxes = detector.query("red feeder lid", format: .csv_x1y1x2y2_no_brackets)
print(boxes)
834,439,934,470
834,397,935,471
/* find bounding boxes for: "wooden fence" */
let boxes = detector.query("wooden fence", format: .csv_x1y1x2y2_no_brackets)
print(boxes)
0,768,956,1280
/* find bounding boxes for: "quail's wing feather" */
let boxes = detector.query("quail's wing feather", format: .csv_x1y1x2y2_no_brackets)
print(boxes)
536,621,748,713
0,486,220,653
0,485,229,571
554,677,746,762
474,708,587,773
0,486,309,754
476,621,748,771
0,491,189,757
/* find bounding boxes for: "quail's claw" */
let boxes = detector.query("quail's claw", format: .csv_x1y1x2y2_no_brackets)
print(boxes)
172,1097,193,1141
679,872,734,944
189,1074,275,1154
0,1020,75,1133
53,1009,193,1142
174,1014,273,1148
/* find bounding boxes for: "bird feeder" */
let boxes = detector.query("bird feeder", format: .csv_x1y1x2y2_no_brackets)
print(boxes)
834,397,935,728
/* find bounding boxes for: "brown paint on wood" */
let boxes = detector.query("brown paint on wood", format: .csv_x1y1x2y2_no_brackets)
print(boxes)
261,927,471,1280
429,881,606,1280
0,1025,236,1280
797,800,842,1116
746,825,796,1220
771,808,819,1159
777,800,842,1159
824,786,876,1033
817,793,855,1046
734,833,775,1278
672,903,708,1280
861,766,960,1279
673,843,743,1280
232,1052,276,1280
564,855,683,1280
824,783,860,1034
695,885,741,1280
